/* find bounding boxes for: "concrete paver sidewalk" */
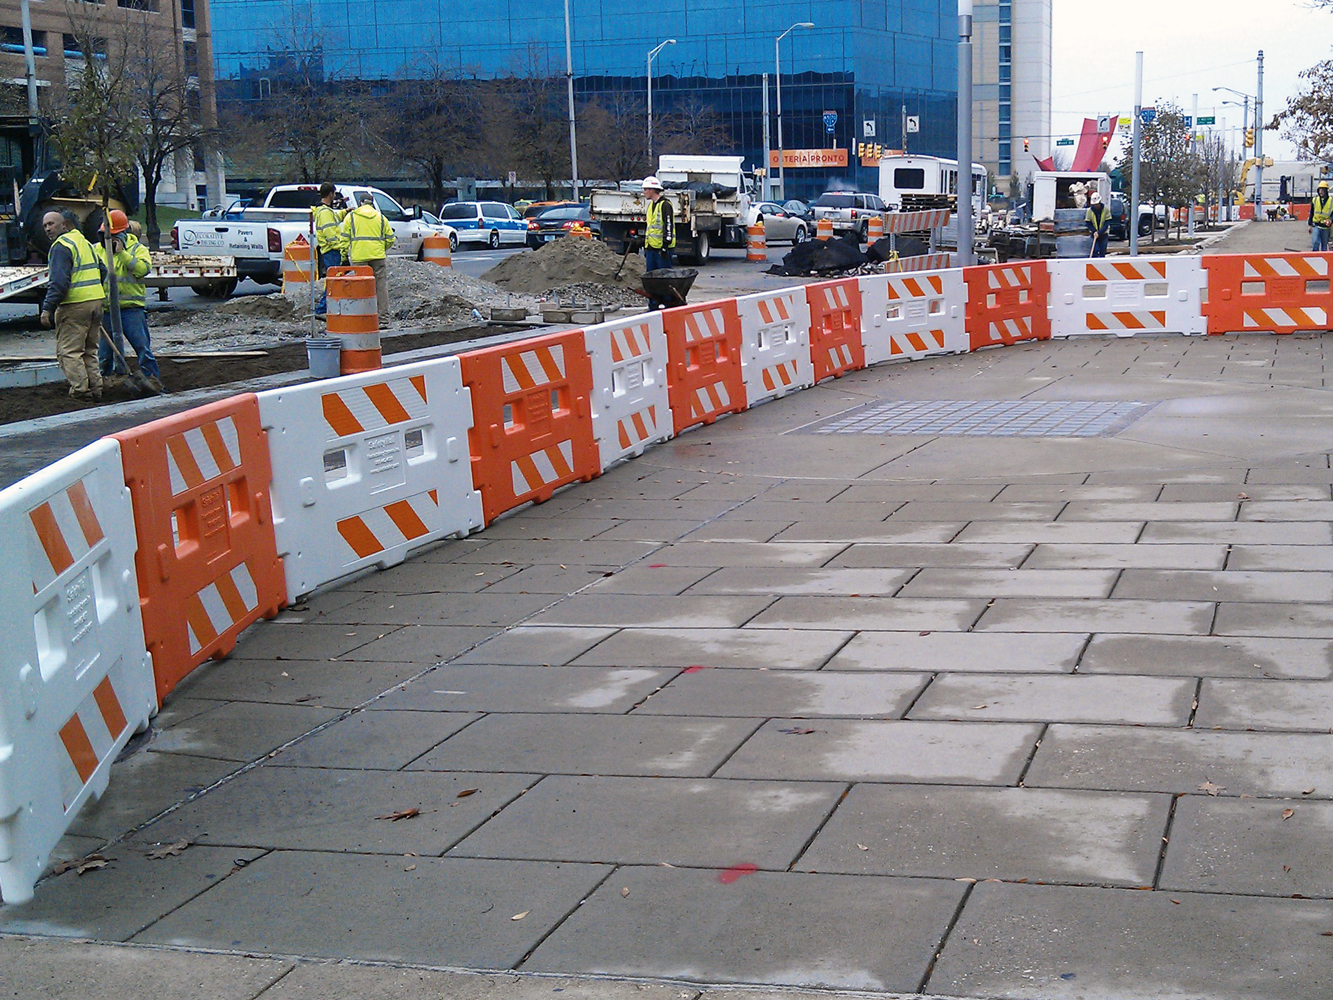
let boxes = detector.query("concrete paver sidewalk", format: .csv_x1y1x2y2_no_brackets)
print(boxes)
5,330,1333,999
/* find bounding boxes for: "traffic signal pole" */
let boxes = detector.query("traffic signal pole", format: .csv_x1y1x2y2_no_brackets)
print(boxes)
956,0,974,267
1254,50,1264,221
1131,51,1142,257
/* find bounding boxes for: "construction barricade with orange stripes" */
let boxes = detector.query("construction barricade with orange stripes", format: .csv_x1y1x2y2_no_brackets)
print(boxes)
1200,252,1333,335
964,261,1051,351
860,269,967,365
0,439,155,904
805,278,865,382
1049,256,1206,338
257,358,484,599
112,396,286,704
459,331,600,524
735,287,813,407
662,298,747,435
584,312,673,471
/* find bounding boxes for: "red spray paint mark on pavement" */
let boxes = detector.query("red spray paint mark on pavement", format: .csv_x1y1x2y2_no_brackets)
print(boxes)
648,564,667,568
682,665,712,674
718,863,759,884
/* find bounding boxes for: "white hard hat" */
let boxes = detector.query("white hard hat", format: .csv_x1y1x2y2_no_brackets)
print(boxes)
642,175,664,191
1091,191,1102,204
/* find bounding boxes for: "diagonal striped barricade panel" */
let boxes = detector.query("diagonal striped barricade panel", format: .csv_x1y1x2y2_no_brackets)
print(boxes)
0,439,154,904
805,278,865,382
964,261,1051,351
1049,256,1206,338
459,330,600,524
112,395,286,704
860,268,968,366
884,253,954,274
662,298,747,435
1201,252,1333,335
257,357,484,599
735,287,814,408
584,312,673,471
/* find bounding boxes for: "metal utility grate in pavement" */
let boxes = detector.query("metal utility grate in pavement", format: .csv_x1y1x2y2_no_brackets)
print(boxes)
800,399,1153,437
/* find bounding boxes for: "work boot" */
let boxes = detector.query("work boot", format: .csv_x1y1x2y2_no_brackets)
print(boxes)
69,388,96,404
146,375,167,395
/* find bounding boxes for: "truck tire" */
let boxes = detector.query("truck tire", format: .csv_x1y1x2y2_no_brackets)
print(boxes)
687,230,711,264
859,220,870,243
192,277,238,299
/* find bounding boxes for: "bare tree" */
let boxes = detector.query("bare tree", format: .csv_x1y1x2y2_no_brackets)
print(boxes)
658,97,732,155
578,92,648,181
492,48,569,199
374,61,485,207
1273,59,1333,162
1116,101,1203,242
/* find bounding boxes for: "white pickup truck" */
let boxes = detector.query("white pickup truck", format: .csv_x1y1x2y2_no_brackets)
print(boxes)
591,155,754,263
172,184,453,292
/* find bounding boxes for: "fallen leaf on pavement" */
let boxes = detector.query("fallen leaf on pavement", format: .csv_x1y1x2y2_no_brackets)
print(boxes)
1303,788,1316,795
1283,808,1295,820
621,886,630,897
511,911,530,921
856,844,869,851
955,877,978,883
1197,781,1224,796
972,704,988,711
75,855,109,875
375,808,421,822
146,839,193,860
1170,898,1181,905
404,864,416,871
778,727,816,735
919,631,931,636
456,788,479,798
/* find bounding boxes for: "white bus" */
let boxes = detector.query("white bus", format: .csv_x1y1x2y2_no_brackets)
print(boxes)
878,155,988,216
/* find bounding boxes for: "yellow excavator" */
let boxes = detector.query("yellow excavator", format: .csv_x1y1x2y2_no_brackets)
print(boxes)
1232,156,1274,205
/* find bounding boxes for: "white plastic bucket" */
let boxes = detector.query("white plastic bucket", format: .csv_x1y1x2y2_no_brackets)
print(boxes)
305,337,342,379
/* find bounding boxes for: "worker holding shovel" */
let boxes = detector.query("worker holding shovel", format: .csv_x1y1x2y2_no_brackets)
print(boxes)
95,212,164,394
39,210,105,403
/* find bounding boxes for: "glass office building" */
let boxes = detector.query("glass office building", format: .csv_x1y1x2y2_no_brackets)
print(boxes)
210,0,961,199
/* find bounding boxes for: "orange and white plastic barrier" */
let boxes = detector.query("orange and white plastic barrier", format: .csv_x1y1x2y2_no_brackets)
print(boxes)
662,299,746,435
0,439,155,904
806,278,865,381
422,234,452,268
860,269,967,365
257,358,483,598
584,313,672,471
282,235,313,294
1201,253,1333,335
887,253,954,273
1049,257,1206,338
735,287,813,406
867,215,884,243
964,261,1051,351
815,218,835,241
746,222,767,262
326,265,381,374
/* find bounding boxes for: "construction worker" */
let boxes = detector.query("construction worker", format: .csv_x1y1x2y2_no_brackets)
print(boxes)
641,175,675,310
1085,191,1111,258
340,191,394,320
95,210,163,394
39,210,105,402
313,181,348,315
1310,180,1332,252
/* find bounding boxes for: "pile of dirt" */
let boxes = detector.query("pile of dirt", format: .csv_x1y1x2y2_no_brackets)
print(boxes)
482,238,646,295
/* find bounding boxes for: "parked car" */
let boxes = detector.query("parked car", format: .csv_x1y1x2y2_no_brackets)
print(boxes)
782,198,814,221
523,200,579,220
528,204,599,247
438,200,528,249
418,211,461,252
748,201,810,244
1108,195,1128,240
810,191,888,241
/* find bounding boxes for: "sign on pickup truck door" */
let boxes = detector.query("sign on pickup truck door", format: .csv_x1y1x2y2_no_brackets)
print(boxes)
179,226,268,254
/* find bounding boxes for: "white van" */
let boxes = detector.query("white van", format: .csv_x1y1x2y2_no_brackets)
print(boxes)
879,155,988,216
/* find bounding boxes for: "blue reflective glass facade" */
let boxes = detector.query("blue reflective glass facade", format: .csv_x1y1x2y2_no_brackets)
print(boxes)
211,0,958,198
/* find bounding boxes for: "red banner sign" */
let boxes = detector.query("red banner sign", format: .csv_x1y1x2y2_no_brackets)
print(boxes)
768,149,849,169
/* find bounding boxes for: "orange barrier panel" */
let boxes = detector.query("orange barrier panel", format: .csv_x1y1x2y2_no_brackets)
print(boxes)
422,234,452,267
112,395,286,703
326,265,380,374
662,299,746,434
1200,252,1333,334
459,330,599,523
746,222,767,262
805,278,865,381
964,261,1051,351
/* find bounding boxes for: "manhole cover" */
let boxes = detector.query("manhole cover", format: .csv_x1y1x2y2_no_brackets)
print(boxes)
798,399,1153,438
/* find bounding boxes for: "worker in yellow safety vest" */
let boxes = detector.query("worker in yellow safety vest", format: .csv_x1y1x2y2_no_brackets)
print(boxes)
94,210,163,394
1085,191,1111,258
40,210,106,402
313,181,348,315
339,192,395,320
641,174,675,309
1311,180,1332,253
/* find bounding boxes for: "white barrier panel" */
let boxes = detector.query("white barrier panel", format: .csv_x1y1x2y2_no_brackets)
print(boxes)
886,253,954,273
259,357,484,599
1049,256,1207,338
860,269,968,365
584,313,672,471
735,287,814,407
0,439,154,904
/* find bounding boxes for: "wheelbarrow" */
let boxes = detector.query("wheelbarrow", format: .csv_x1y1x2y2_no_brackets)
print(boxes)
640,267,698,309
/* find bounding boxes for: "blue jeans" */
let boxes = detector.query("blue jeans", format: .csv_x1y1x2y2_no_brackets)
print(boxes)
1091,234,1109,258
1313,226,1329,252
316,249,343,314
98,307,158,379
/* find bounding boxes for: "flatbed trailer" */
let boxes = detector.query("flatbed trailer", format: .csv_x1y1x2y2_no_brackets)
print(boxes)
0,254,237,304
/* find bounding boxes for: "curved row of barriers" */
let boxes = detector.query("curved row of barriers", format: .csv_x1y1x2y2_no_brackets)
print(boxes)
1,249,1330,903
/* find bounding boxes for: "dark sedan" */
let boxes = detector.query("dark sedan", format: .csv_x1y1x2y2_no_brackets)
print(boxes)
527,205,599,247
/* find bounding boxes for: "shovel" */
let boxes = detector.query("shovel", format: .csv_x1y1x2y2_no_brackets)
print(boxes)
612,240,637,280
98,326,154,396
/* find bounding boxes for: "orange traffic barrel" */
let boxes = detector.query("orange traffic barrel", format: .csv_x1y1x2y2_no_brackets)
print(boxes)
325,265,380,374
746,221,767,262
816,217,834,241
867,214,884,243
282,235,313,293
567,223,593,239
422,234,452,267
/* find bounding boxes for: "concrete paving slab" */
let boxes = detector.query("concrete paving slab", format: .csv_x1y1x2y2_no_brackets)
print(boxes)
408,714,760,777
1247,467,1333,484
1215,601,1333,638
647,541,848,567
1024,724,1333,796
1059,500,1239,521
677,480,773,500
825,542,1034,568
1080,634,1333,679
453,626,617,665
899,568,1119,599
1240,500,1333,521
150,695,227,728
371,665,670,714
636,670,928,718
747,597,986,632
561,498,740,521
269,710,480,769
1088,467,1247,484
716,500,894,522
146,702,342,763
450,775,843,867
0,843,265,940
523,865,965,992
955,521,1144,544
479,517,626,541
1114,569,1333,603
685,567,914,596
1195,678,1333,732
322,591,556,627
597,520,720,542
1023,542,1227,569
571,627,851,669
143,766,536,854
1228,544,1333,571
770,521,967,543
824,631,1087,673
831,482,1005,502
909,674,1194,725
1162,483,1327,501
66,750,239,841
334,625,499,662
975,598,1215,634
996,484,1162,501
271,587,365,622
683,520,796,541
886,501,1063,522
716,719,1040,784
928,881,1333,1000
529,595,773,628
335,561,524,595
481,564,667,596
1140,520,1333,544
797,784,1169,887
1160,796,1333,897
586,565,719,595
173,658,424,709
137,851,611,969
232,622,397,661
0,937,290,1000
446,539,659,566
258,964,704,1000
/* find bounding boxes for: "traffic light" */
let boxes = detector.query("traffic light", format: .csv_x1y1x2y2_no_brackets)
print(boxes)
873,143,883,159
857,142,865,158
1245,127,1255,148
1023,137,1030,153
1100,134,1110,150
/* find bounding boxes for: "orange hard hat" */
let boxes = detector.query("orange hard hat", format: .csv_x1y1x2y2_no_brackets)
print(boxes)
101,209,130,235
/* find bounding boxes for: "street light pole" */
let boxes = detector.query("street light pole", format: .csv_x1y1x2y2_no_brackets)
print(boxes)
646,38,675,168
1131,51,1142,256
956,0,974,266
19,0,37,118
564,0,579,200
1254,49,1264,221
774,21,814,202
1215,87,1252,223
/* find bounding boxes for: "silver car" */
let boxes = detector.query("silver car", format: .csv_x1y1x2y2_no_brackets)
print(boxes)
749,202,810,244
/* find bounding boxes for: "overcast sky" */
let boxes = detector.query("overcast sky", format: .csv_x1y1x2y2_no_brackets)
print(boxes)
1049,0,1333,163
